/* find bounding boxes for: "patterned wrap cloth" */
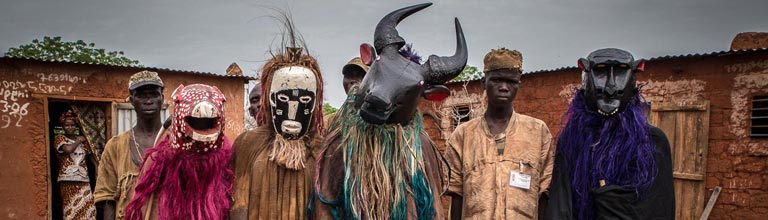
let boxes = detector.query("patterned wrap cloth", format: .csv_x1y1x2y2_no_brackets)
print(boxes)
55,133,96,220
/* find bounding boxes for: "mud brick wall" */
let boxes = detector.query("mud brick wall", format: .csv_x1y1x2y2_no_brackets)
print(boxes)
420,51,768,220
0,58,247,219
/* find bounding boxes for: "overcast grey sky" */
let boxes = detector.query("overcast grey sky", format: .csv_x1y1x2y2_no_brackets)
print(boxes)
1,0,766,106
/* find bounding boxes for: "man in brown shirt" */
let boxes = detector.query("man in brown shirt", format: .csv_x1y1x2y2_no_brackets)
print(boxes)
94,71,165,220
444,48,555,219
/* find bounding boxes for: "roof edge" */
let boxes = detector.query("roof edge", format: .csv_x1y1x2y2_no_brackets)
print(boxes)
0,56,256,80
447,47,768,84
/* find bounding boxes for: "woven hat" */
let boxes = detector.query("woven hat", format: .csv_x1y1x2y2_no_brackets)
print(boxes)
483,48,523,72
342,57,369,76
129,70,164,90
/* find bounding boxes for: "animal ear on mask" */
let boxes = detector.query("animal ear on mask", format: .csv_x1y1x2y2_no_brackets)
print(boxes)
632,60,645,72
423,85,450,102
173,84,184,102
360,43,376,66
578,58,590,72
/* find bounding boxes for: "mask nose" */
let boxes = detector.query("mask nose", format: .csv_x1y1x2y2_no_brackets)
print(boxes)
288,101,298,120
364,94,392,111
603,66,618,96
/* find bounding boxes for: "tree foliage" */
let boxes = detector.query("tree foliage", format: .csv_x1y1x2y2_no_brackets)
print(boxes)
5,36,141,66
323,103,338,115
452,65,484,81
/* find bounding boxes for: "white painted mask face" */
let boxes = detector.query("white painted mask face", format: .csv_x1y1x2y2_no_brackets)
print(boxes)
269,66,318,139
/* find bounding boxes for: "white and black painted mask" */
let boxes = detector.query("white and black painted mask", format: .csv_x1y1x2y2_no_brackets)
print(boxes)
269,66,318,139
578,48,645,116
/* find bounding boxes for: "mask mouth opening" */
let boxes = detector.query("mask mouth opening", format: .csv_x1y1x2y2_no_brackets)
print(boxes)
280,120,303,135
596,99,622,116
185,116,221,142
187,117,218,130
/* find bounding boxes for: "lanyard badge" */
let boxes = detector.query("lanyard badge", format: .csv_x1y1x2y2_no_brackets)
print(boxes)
509,160,531,190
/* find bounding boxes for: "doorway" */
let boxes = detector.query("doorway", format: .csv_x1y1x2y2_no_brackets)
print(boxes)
48,99,110,220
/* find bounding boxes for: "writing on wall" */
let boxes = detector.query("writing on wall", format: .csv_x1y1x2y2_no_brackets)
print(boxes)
0,72,87,128
224,120,245,135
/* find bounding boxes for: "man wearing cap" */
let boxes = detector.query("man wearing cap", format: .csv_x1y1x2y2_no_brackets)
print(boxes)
444,48,555,219
323,57,369,127
94,70,165,220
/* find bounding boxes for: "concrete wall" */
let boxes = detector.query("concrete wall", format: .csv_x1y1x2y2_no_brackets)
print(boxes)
420,50,768,220
0,58,247,219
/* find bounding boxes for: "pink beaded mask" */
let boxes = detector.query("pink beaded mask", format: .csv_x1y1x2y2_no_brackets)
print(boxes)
170,84,227,153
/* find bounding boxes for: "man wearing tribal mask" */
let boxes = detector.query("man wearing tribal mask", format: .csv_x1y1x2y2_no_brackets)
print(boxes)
545,48,675,220
313,3,465,219
230,16,325,220
124,84,233,220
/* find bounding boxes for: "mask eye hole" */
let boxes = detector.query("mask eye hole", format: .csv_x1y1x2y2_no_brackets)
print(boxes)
277,94,290,102
593,64,608,74
299,96,312,104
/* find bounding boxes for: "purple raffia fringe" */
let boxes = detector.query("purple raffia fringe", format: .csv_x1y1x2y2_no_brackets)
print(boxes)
557,90,657,220
398,44,422,63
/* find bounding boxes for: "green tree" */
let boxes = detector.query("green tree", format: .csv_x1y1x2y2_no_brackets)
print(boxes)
5,36,141,66
452,65,483,81
323,103,338,115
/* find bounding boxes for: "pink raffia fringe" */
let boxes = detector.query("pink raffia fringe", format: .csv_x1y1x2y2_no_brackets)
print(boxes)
125,135,233,220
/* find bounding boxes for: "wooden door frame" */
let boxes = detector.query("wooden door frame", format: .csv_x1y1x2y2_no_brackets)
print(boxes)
33,94,122,220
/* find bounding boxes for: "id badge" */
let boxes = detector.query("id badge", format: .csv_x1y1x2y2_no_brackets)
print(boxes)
509,160,531,190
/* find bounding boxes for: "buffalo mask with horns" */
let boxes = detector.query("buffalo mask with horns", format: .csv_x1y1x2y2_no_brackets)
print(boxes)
353,2,468,125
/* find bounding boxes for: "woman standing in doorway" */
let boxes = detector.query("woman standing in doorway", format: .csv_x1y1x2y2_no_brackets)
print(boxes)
55,110,96,220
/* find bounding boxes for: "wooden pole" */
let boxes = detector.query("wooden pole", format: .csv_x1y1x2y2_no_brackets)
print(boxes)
699,186,722,220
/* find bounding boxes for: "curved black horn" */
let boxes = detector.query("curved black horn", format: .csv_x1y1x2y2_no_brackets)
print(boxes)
425,17,468,84
373,3,432,52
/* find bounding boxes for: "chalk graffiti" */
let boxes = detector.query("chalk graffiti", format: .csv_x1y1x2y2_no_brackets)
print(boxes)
224,120,245,134
0,88,30,101
1,80,74,95
36,72,87,84
0,101,28,128
0,72,86,129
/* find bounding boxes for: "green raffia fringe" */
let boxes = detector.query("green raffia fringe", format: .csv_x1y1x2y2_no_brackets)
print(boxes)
330,88,435,220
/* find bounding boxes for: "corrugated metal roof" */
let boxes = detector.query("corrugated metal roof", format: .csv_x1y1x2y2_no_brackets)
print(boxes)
0,56,256,80
447,47,768,84
645,47,768,61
